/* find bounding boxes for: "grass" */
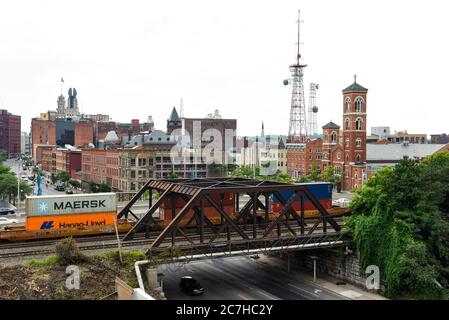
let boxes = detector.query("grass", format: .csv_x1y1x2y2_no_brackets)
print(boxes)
25,255,60,268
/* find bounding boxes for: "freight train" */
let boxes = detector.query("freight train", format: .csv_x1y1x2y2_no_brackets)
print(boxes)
0,183,348,242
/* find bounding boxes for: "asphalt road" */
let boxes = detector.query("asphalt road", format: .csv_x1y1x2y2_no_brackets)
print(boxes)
160,255,345,300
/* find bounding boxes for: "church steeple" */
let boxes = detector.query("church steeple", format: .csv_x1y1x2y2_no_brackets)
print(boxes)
167,106,182,134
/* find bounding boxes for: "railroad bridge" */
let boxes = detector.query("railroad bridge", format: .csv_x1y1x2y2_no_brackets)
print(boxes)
118,178,346,258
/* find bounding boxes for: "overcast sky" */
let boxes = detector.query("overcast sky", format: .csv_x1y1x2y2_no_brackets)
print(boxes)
0,0,448,137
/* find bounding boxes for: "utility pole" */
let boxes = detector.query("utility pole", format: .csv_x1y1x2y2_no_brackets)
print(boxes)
17,158,21,208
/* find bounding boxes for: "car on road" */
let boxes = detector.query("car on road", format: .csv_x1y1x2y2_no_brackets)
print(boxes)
0,200,16,215
0,217,18,225
179,276,204,296
65,189,74,194
55,185,65,192
332,198,350,208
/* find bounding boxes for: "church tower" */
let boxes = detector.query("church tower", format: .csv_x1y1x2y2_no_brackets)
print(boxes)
342,75,368,190
56,95,66,118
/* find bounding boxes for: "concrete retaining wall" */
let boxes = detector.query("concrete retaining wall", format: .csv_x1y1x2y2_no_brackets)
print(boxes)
279,248,385,292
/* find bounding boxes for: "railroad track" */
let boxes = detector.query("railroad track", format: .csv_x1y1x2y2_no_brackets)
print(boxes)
0,220,344,260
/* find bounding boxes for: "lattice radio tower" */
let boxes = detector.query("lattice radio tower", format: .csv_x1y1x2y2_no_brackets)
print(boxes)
284,10,308,143
308,83,319,136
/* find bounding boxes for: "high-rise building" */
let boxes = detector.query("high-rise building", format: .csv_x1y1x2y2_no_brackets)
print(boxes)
0,109,21,158
66,88,80,118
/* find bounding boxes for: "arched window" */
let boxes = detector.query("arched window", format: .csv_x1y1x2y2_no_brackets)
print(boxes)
337,152,341,160
356,154,361,163
356,138,362,147
335,166,341,175
345,118,350,130
345,97,351,113
355,118,362,130
324,132,328,142
355,97,364,113
346,138,350,148
331,131,337,143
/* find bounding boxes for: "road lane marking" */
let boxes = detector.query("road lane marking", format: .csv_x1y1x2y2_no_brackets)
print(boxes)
256,290,280,300
288,283,320,298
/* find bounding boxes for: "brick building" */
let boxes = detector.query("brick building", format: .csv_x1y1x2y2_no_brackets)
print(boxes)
74,120,94,148
54,149,82,179
286,77,369,190
0,109,21,158
430,134,449,144
182,110,237,165
81,149,119,190
31,117,94,160
286,138,323,179
35,145,55,174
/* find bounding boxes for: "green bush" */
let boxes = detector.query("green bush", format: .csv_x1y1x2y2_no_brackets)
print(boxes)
55,237,87,265
345,154,449,299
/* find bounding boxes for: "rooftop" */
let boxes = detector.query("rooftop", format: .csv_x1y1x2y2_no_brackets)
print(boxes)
322,121,340,129
367,143,448,161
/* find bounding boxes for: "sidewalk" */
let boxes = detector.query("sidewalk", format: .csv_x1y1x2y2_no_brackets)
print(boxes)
293,266,387,300
257,255,387,300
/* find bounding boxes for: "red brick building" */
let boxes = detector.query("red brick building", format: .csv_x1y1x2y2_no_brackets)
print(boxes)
81,149,119,190
31,119,56,159
54,149,82,179
286,138,323,179
0,109,21,158
31,118,94,160
74,120,94,148
286,77,369,191
35,145,55,174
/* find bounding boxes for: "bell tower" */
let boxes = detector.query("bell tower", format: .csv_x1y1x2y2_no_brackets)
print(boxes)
342,75,368,189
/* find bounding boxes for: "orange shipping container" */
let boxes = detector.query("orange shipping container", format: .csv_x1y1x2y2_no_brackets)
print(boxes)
26,212,116,231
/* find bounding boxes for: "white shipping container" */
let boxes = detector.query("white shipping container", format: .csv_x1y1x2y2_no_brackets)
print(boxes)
26,193,117,217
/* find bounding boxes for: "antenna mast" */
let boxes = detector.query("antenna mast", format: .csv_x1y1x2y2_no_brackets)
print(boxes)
180,98,184,118
285,10,308,143
308,83,319,136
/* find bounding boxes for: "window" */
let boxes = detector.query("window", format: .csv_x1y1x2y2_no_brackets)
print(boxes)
335,166,341,175
345,97,351,113
355,118,362,131
346,138,350,148
324,133,328,142
356,138,362,147
337,152,341,160
357,154,361,163
355,97,364,113
345,118,350,130
331,132,337,143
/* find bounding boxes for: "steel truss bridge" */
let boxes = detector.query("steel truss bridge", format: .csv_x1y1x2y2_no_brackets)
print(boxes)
118,178,346,258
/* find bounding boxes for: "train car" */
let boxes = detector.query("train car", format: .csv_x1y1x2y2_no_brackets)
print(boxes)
159,192,235,223
271,182,345,218
0,193,134,242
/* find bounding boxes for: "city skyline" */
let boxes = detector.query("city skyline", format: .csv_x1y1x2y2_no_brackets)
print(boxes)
0,0,448,136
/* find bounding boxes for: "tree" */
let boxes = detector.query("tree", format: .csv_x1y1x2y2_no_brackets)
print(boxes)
68,179,81,189
231,165,256,178
308,166,320,181
0,165,12,175
56,171,71,185
344,155,449,299
0,171,32,204
0,149,6,164
98,182,111,192
167,170,178,179
321,166,341,191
